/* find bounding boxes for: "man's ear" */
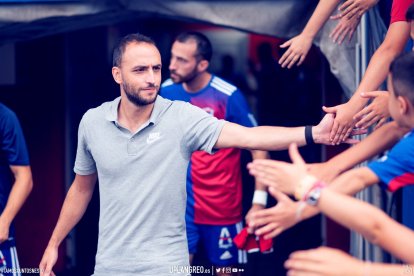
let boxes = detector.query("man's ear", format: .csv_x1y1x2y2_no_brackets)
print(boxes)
112,67,122,84
197,60,209,72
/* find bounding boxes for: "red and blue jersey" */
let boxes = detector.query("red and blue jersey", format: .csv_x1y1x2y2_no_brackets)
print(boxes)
161,75,257,224
368,129,414,192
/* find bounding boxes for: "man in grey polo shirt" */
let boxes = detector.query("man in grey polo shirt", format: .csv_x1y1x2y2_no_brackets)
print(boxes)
39,33,358,276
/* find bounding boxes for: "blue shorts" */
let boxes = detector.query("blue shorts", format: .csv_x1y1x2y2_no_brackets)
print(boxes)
187,220,247,266
0,238,21,276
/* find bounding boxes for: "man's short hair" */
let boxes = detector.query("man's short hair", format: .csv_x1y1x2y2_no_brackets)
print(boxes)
175,32,213,62
113,33,156,67
390,52,414,105
406,3,414,20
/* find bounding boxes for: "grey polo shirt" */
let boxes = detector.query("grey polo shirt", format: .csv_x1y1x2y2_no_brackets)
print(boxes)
74,96,225,276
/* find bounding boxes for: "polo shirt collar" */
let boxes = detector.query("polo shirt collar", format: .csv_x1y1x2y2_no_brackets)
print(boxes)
105,96,121,122
105,95,170,125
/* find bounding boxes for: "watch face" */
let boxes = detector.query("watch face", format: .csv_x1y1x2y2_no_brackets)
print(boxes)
306,187,322,206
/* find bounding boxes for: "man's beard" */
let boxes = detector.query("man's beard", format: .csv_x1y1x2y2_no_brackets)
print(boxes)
123,82,159,107
170,66,199,84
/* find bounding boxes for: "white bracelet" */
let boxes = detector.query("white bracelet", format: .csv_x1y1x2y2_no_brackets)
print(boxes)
252,190,268,206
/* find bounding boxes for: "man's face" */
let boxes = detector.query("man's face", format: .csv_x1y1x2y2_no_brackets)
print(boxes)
114,42,162,106
169,40,201,84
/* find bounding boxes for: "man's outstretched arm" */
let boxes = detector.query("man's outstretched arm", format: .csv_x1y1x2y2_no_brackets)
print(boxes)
215,114,360,150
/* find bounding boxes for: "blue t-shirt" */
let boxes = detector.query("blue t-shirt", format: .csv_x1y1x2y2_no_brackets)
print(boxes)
368,128,414,230
0,103,30,223
368,129,414,192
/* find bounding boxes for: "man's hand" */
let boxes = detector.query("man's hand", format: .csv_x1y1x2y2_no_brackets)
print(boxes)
313,113,365,145
354,91,390,130
279,33,313,68
39,245,58,276
248,188,300,240
285,246,365,276
322,102,362,145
